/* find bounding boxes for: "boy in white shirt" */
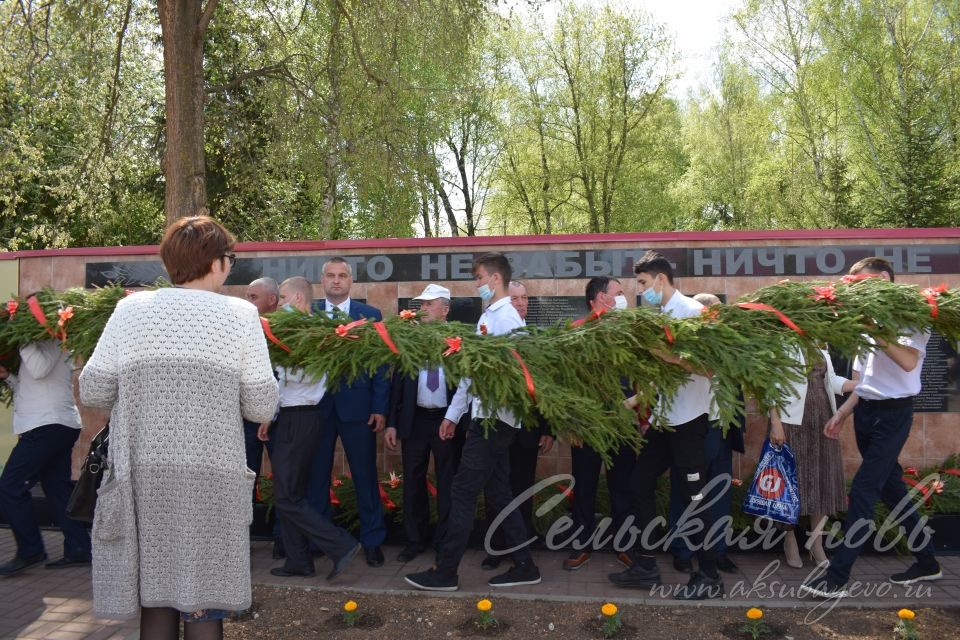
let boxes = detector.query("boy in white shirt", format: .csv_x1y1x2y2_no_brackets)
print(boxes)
405,253,542,592
608,251,723,600
800,257,941,599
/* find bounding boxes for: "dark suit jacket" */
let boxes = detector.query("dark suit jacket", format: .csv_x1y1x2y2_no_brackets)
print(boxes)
314,299,391,422
387,371,459,440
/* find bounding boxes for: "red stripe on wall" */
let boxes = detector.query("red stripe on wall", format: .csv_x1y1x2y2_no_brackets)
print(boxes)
2,227,959,259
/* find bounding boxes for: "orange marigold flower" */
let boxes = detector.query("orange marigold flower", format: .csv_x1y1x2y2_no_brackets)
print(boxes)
897,609,915,621
601,603,618,617
477,599,492,612
746,608,763,620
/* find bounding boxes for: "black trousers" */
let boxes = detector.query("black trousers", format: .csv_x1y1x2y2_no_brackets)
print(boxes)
271,407,358,573
437,419,533,576
401,408,458,548
570,442,637,546
628,413,716,573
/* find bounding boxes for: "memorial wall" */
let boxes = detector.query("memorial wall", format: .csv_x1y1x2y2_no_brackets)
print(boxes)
3,228,958,481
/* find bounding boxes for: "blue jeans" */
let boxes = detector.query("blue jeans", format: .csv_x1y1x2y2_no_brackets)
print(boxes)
827,403,936,585
0,424,91,560
668,422,733,559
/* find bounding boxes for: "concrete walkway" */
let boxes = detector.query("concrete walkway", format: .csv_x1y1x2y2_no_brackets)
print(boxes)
2,530,958,639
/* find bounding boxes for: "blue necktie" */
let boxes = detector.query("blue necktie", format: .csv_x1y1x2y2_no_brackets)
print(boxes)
426,368,440,392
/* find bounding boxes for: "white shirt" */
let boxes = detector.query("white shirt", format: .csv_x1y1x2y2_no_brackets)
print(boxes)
5,341,81,434
276,366,327,407
659,291,712,426
444,296,524,428
417,367,448,409
327,298,351,316
853,331,929,400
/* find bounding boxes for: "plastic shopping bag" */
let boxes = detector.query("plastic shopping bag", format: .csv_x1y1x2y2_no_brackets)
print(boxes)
741,438,801,525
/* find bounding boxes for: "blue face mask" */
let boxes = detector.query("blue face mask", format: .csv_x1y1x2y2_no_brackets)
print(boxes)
477,283,494,302
642,279,662,306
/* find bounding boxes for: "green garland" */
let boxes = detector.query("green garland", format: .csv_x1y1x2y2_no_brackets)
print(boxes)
0,277,956,462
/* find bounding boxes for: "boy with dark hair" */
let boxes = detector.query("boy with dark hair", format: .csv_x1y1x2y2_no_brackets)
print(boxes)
608,251,723,600
800,257,940,599
405,253,543,591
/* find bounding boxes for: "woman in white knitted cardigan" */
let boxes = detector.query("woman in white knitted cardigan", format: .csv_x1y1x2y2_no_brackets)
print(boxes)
79,216,279,640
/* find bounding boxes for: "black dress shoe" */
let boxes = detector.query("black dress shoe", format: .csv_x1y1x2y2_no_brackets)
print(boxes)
672,555,694,574
716,553,738,574
608,563,662,588
269,566,315,578
397,545,425,563
45,557,91,569
364,545,385,568
0,552,47,577
272,540,286,560
328,543,361,580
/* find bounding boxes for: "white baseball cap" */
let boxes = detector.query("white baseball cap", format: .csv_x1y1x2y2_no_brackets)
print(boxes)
413,283,451,301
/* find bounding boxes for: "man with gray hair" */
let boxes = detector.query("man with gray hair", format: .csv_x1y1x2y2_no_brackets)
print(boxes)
246,277,280,315
385,284,462,563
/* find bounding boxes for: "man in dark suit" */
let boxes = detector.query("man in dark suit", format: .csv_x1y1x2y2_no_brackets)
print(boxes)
308,257,390,567
384,284,462,563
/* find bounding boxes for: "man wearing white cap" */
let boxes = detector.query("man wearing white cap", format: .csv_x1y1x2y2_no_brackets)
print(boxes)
385,284,462,563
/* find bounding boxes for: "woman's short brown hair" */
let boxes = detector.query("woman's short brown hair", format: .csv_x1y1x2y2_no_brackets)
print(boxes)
159,216,236,285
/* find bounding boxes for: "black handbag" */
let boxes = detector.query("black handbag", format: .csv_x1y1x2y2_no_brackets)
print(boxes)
66,425,110,523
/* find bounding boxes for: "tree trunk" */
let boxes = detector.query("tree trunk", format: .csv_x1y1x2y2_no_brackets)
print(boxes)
157,0,218,225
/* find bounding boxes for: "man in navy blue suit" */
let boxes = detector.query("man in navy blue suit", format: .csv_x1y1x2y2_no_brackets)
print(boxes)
308,257,390,567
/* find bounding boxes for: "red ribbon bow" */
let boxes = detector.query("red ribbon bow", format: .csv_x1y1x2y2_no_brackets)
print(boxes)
443,336,462,357
336,318,368,339
373,321,399,354
921,283,948,319
903,476,933,506
260,317,292,353
736,302,806,335
56,306,74,340
5,299,17,319
811,284,837,303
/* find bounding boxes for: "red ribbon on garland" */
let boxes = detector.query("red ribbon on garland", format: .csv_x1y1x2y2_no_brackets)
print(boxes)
27,296,56,338
510,349,536,401
378,483,397,510
260,317,291,352
373,321,399,354
5,299,18,319
663,325,675,344
329,488,341,507
555,482,575,504
921,283,948,319
840,273,880,284
425,478,438,499
736,302,806,335
336,318,368,339
941,468,960,478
